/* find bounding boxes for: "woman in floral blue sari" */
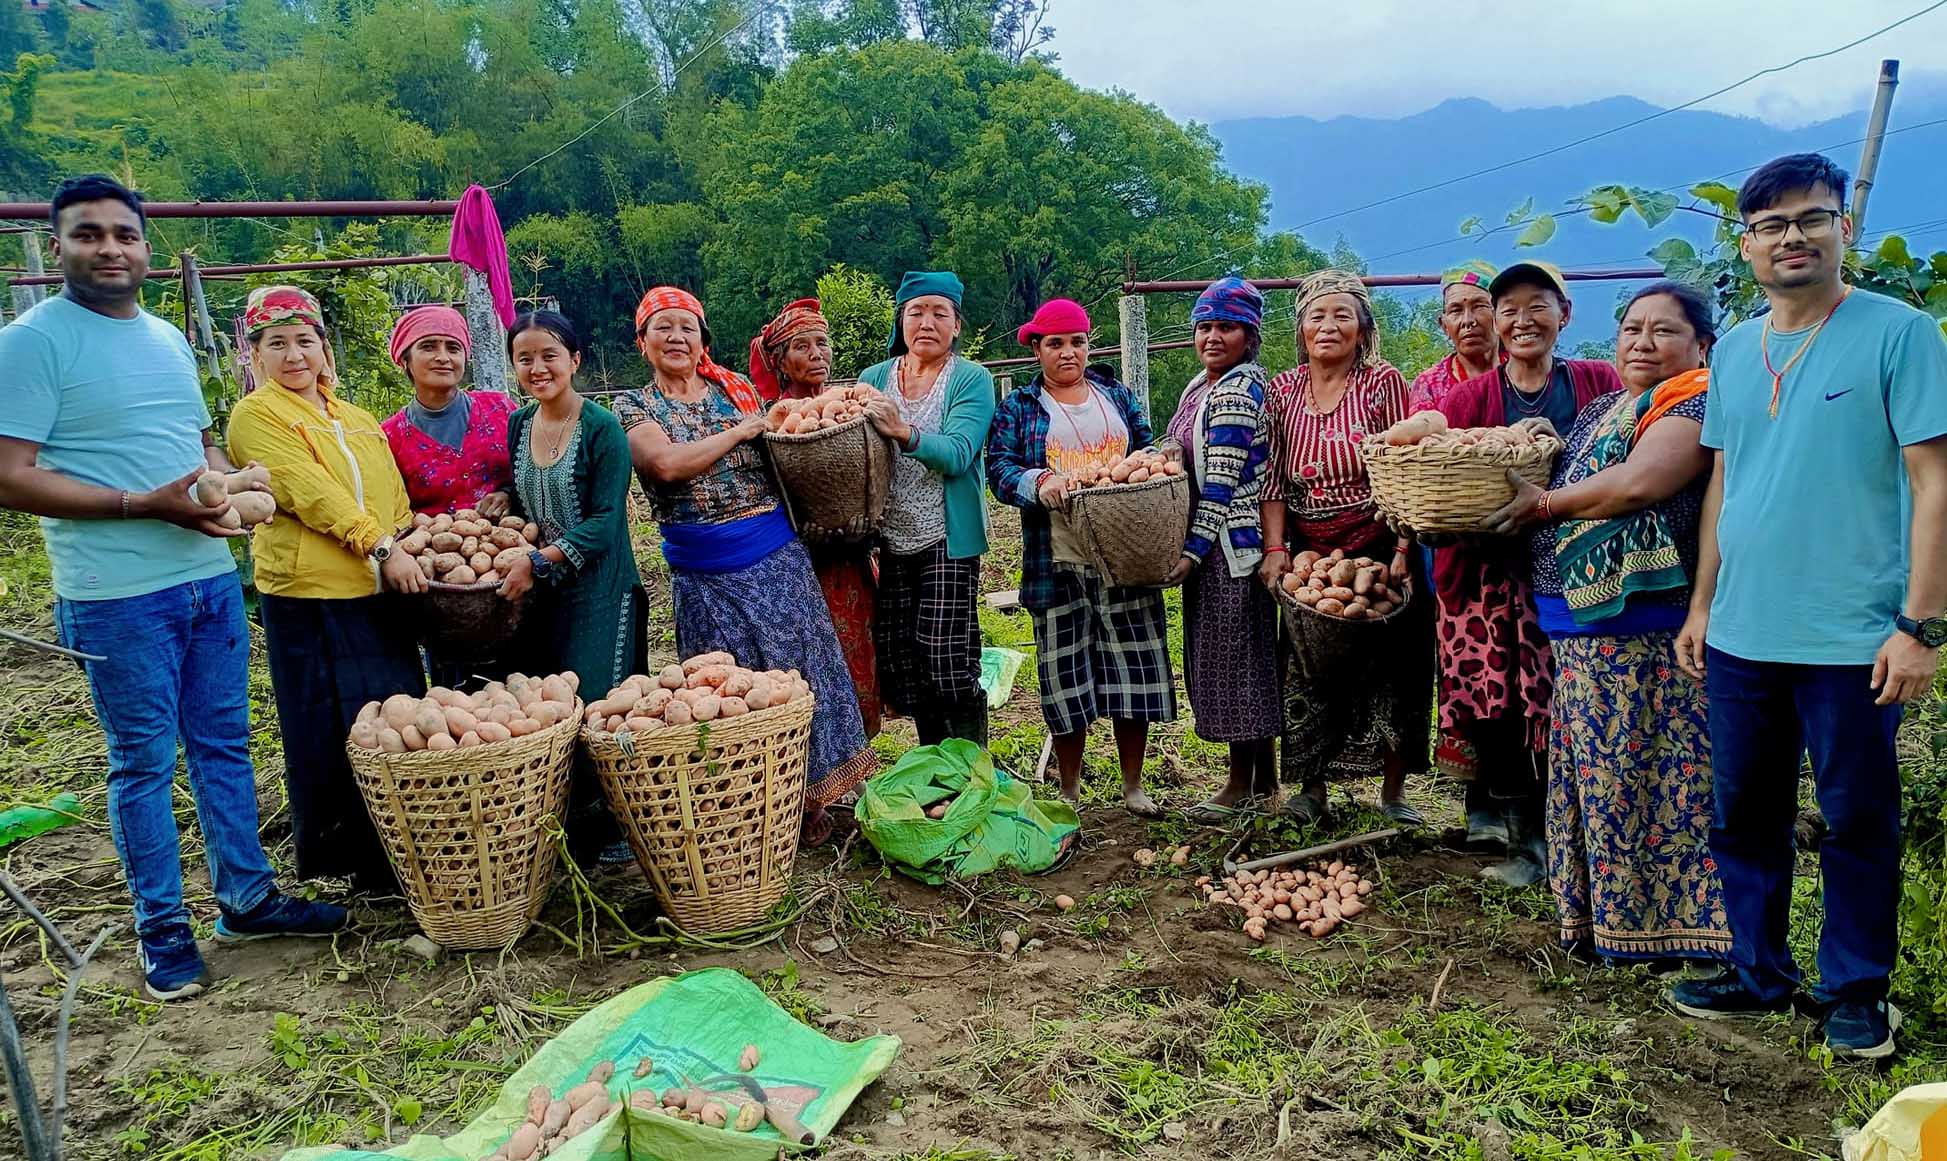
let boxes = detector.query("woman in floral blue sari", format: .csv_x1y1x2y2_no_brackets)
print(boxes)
1486,281,1730,968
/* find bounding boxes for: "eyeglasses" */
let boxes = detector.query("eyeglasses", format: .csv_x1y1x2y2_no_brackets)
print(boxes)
1746,209,1843,242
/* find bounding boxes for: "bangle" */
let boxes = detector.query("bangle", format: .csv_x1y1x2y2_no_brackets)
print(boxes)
1535,490,1554,521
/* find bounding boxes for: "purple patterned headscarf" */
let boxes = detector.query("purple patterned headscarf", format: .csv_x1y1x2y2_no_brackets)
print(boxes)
1191,275,1264,330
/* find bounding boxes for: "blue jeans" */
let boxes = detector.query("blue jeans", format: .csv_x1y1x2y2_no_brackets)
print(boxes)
56,574,276,937
1705,646,1902,1004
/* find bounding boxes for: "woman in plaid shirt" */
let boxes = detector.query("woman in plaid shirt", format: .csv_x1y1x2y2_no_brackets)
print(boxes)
987,299,1177,815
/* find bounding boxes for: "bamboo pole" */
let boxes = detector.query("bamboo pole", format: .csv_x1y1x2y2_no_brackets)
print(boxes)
1851,59,1900,244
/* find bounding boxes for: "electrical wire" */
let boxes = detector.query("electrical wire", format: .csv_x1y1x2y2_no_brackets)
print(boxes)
1286,0,1947,234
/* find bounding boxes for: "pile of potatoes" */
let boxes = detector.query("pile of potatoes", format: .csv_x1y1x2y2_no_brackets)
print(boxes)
766,385,878,435
490,1047,794,1157
1070,447,1183,489
1195,858,1373,942
1380,410,1545,452
398,507,543,587
1278,550,1405,619
193,465,277,529
493,1065,619,1161
349,672,579,753
583,652,813,734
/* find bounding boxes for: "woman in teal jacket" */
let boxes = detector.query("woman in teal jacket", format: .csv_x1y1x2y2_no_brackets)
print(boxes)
860,271,997,747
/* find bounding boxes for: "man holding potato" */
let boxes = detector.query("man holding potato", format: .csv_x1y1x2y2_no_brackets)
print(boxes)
0,175,345,1003
1671,153,1947,1059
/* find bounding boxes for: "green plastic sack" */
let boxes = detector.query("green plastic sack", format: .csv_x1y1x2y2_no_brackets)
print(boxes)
980,646,1028,708
855,738,1079,884
281,968,899,1161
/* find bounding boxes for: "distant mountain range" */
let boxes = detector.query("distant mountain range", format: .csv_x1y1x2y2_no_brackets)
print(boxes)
1210,88,1947,338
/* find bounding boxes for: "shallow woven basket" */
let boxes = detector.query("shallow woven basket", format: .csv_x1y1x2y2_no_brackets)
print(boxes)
1276,579,1416,681
344,701,579,949
582,695,814,936
763,415,896,538
1067,472,1193,587
420,580,528,660
1360,432,1564,535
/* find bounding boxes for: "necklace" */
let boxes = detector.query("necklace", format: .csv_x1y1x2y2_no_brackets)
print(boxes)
535,402,578,463
1500,365,1553,418
1761,288,1850,419
1305,368,1352,416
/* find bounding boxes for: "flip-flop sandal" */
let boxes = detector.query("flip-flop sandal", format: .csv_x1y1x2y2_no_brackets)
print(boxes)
1279,792,1328,826
1183,796,1260,826
1381,799,1426,828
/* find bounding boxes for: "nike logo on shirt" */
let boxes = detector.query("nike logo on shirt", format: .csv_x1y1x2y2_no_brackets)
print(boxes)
1825,388,1856,401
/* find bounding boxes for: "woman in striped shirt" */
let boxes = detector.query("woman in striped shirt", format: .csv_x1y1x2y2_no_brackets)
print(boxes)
1260,270,1433,826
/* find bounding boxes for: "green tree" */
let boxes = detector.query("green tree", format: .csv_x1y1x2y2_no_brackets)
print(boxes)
814,262,894,378
0,4,31,65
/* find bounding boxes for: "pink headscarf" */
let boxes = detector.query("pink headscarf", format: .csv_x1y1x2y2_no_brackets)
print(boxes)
388,305,472,368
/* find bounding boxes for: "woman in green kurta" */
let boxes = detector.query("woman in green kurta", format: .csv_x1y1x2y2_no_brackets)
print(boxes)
498,310,646,862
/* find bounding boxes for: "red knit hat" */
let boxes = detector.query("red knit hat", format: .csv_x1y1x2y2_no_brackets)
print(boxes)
1016,298,1092,346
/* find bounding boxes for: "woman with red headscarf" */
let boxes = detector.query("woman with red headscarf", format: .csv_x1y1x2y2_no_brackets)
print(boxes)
749,297,881,736
380,305,514,519
617,287,876,843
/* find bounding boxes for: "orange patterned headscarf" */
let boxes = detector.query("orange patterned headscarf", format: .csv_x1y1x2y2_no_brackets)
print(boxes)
633,286,761,413
748,297,828,402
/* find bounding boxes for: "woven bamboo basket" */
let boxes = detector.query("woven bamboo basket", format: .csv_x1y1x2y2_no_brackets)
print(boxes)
419,579,528,660
763,415,896,539
1276,580,1416,683
583,695,815,935
1360,432,1564,535
1067,471,1193,587
344,701,579,949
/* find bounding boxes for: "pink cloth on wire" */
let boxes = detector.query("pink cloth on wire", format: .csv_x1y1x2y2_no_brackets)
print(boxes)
448,185,515,328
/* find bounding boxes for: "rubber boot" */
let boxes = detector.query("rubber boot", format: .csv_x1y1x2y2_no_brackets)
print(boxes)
1479,788,1545,888
1464,778,1509,852
914,712,948,747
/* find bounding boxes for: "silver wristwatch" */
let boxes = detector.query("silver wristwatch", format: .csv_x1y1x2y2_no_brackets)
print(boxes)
370,534,395,564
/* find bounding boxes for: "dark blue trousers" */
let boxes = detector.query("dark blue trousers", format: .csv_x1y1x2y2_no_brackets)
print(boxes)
1705,647,1903,1004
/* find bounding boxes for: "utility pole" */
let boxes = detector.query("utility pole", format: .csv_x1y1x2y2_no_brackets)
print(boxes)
1851,59,1900,245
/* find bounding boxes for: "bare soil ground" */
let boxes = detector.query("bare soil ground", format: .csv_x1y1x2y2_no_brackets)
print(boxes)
0,507,1926,1161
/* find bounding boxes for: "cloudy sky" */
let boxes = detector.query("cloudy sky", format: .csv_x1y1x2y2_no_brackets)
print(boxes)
1049,0,1947,127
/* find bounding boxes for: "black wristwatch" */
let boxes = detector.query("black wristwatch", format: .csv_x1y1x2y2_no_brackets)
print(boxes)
1895,613,1947,648
528,549,554,583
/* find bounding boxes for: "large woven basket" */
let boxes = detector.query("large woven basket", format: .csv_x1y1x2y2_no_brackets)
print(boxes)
763,416,896,539
419,580,528,660
1360,433,1564,535
344,701,579,949
583,695,815,935
1276,580,1416,682
1067,472,1193,587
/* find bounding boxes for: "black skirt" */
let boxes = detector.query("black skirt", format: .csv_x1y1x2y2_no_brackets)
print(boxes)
260,592,427,885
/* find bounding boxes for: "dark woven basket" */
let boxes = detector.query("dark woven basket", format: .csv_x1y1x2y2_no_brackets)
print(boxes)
1068,472,1193,587
1276,578,1415,682
763,415,896,540
420,580,528,660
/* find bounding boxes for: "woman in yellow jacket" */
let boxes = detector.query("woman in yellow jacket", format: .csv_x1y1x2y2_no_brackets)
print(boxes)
227,286,425,894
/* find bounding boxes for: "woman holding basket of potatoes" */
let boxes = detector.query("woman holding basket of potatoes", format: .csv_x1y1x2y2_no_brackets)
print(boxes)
748,297,881,737
858,271,997,749
225,285,426,893
986,298,1177,816
1432,260,1621,886
1259,269,1432,827
495,310,645,863
1161,277,1279,825
617,287,875,845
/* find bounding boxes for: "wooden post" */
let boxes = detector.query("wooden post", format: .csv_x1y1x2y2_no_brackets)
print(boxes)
463,269,509,394
1117,292,1149,418
1851,59,1900,245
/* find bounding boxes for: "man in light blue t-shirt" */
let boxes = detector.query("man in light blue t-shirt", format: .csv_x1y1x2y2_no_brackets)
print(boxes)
1666,154,1947,1059
0,175,344,1002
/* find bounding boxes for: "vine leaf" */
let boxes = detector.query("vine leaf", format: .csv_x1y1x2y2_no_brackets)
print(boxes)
1690,182,1740,216
1514,213,1556,248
